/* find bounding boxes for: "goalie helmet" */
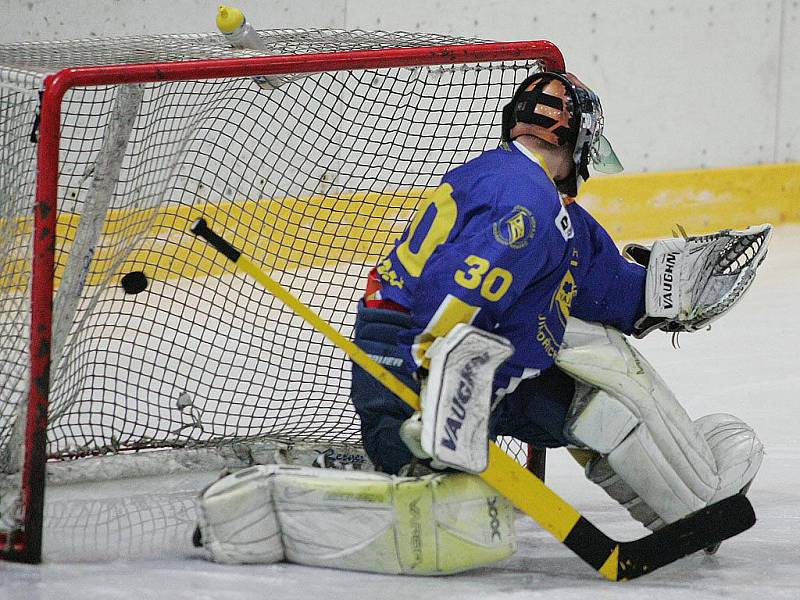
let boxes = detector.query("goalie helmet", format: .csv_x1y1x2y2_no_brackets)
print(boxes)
501,71,623,196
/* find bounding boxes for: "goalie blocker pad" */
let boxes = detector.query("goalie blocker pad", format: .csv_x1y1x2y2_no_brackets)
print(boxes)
196,464,516,575
420,323,514,473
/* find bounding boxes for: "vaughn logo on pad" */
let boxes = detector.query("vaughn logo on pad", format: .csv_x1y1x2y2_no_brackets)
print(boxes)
658,252,678,311
645,238,684,319
439,352,492,452
421,324,514,474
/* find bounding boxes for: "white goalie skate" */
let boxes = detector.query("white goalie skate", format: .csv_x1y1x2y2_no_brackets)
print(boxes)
625,224,773,337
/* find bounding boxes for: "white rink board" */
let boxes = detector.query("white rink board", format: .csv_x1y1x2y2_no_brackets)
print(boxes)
3,0,798,168
0,225,797,598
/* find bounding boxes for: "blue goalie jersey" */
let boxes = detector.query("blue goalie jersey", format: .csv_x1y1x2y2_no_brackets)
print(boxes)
376,141,647,398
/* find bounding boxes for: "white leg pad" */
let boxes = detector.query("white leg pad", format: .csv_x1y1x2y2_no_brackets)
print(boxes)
274,467,515,574
198,465,516,574
274,467,401,572
556,318,760,524
565,389,638,454
606,423,708,521
197,465,284,564
584,453,665,530
696,413,764,502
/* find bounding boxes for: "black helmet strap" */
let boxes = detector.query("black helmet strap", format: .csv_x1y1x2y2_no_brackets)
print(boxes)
501,72,577,144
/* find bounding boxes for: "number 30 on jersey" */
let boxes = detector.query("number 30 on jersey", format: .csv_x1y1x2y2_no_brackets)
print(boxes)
395,184,513,302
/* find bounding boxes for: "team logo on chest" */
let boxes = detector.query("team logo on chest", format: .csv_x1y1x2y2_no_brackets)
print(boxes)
493,205,536,249
551,270,577,327
536,268,579,359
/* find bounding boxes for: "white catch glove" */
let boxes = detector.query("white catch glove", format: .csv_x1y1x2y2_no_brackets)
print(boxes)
625,224,772,337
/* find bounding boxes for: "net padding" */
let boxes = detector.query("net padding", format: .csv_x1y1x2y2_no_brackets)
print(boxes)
0,29,493,76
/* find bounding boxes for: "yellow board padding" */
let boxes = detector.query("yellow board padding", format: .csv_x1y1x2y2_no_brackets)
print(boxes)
0,187,425,293
98,189,422,288
3,162,797,292
579,162,800,240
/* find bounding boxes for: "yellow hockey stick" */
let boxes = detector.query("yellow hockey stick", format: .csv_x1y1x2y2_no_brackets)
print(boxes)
190,217,755,581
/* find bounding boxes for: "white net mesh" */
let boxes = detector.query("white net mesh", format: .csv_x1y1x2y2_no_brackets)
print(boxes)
0,29,547,545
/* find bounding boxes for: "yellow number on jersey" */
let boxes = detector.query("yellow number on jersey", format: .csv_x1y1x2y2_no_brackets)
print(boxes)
455,256,513,302
454,255,490,289
395,183,458,277
480,267,513,301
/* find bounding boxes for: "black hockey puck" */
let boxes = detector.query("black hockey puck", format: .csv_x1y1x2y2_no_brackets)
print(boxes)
192,525,203,548
121,271,148,295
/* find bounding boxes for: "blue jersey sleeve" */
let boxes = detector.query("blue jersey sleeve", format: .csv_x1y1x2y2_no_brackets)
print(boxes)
567,204,646,334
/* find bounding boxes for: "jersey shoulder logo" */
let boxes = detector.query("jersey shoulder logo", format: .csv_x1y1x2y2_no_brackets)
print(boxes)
493,205,536,249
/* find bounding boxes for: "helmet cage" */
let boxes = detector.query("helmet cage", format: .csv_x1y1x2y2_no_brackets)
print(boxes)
502,72,622,196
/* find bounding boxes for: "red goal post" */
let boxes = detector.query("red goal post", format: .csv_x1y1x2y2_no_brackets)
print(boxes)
1,35,563,563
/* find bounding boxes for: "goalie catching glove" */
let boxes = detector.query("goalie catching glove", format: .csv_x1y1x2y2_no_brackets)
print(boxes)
625,224,772,337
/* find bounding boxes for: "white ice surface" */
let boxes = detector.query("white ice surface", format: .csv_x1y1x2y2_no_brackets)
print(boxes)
2,225,799,600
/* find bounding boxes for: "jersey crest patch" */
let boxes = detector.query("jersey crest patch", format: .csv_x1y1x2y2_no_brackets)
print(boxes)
493,205,536,249
550,270,577,326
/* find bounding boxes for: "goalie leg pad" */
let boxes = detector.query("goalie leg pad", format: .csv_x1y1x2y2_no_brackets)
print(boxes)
564,387,638,454
198,465,516,574
584,453,666,531
197,465,284,564
275,467,515,575
557,318,720,523
696,413,763,502
557,319,764,525
568,447,665,530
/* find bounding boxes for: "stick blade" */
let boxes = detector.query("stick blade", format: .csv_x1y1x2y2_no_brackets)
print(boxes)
616,493,756,580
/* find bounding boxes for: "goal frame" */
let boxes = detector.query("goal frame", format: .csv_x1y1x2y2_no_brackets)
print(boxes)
3,40,564,563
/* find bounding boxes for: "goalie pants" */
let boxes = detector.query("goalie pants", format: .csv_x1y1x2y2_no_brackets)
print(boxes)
350,301,576,475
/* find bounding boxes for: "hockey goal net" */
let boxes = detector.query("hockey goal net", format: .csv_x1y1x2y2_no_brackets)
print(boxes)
0,28,563,562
